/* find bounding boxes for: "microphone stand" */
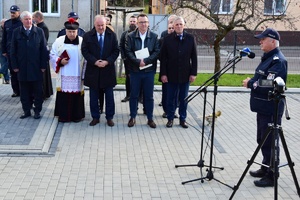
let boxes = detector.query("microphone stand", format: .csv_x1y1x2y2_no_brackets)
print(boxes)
175,54,243,188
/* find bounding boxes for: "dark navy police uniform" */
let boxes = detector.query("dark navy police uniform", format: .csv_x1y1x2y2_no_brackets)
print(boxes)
247,47,287,177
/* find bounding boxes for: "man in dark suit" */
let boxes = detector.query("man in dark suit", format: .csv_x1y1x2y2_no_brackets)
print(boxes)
1,5,23,97
81,15,119,127
160,16,198,128
10,11,48,119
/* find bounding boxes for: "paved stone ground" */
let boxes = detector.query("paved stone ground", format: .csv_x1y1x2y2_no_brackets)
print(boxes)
0,79,300,199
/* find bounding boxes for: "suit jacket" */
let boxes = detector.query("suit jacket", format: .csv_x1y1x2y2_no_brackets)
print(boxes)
81,27,119,89
160,31,198,83
10,26,48,82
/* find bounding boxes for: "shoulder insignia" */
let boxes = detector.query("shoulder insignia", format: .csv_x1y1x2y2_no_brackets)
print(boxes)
273,55,279,60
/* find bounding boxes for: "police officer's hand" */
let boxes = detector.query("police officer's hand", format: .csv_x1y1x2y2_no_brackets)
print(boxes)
242,77,251,88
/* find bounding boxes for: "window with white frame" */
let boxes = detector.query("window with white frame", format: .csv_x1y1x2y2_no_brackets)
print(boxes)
211,0,232,14
264,0,286,15
30,0,60,16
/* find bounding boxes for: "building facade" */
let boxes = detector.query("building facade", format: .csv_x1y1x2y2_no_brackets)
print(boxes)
1,0,299,45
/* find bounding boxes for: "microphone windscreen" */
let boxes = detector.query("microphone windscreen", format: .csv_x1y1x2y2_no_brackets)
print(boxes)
248,52,255,59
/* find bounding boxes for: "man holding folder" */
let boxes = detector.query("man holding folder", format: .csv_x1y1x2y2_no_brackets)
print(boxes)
125,13,160,128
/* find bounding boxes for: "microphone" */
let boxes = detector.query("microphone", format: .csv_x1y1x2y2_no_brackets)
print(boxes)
237,47,256,59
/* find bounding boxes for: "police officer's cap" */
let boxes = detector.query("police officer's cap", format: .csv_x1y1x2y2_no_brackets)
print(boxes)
254,28,280,41
10,5,20,13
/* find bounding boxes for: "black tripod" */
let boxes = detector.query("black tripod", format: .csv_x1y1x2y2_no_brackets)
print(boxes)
175,54,243,188
230,89,300,199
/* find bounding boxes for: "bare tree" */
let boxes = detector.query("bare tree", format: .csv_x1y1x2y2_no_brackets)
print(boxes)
165,0,298,72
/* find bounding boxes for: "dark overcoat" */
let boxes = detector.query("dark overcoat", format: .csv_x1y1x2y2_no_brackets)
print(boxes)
37,21,49,41
81,27,119,89
10,26,48,81
160,31,198,83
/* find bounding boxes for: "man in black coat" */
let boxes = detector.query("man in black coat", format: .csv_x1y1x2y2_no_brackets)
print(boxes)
10,11,48,119
81,15,119,127
33,11,53,99
119,15,137,102
125,13,160,129
1,5,23,97
160,16,198,128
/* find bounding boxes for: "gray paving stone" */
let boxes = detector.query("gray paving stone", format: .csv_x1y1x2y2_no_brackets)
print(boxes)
0,79,300,199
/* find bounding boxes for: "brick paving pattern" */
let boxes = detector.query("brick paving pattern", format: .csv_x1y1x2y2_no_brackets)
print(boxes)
0,79,299,199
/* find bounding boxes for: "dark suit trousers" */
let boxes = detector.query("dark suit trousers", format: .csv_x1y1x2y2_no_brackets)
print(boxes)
90,87,115,120
19,80,43,114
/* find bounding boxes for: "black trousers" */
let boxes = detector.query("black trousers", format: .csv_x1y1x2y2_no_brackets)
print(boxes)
19,80,43,114
7,55,20,95
124,60,131,97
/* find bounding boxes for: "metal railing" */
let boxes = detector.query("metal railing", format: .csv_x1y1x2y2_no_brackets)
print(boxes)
116,45,300,77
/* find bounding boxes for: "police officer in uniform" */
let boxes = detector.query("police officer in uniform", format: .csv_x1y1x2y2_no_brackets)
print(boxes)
242,28,288,187
1,5,22,97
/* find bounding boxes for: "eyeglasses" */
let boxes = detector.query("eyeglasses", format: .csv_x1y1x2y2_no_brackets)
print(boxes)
168,27,174,30
138,21,149,24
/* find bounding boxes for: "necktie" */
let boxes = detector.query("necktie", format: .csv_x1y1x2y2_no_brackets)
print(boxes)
26,29,30,36
99,34,103,58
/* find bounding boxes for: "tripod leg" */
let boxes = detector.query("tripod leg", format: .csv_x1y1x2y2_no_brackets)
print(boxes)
278,128,300,196
175,90,209,183
230,127,273,200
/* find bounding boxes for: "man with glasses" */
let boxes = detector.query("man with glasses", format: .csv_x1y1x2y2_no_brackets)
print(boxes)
1,5,22,97
125,13,160,128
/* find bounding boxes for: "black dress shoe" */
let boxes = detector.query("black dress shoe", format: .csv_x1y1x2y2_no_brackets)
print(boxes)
249,168,267,178
128,118,135,127
166,120,173,128
34,113,41,119
121,96,130,102
107,119,115,127
162,113,167,118
180,121,188,128
20,113,31,119
89,118,99,126
11,93,20,97
147,120,156,128
254,176,274,187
